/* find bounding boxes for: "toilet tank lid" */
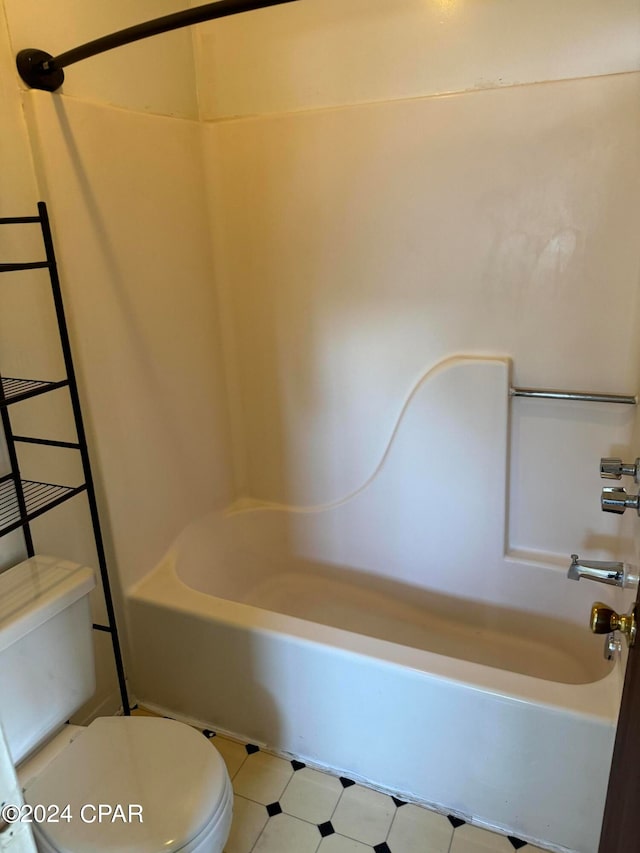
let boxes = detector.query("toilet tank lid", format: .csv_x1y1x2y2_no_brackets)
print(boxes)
0,556,95,652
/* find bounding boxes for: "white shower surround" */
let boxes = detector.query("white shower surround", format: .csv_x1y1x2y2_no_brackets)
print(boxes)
128,358,626,853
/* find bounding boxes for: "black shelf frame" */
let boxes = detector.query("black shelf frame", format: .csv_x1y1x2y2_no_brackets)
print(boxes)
0,201,130,715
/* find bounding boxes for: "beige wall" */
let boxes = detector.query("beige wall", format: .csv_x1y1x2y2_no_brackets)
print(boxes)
0,3,40,569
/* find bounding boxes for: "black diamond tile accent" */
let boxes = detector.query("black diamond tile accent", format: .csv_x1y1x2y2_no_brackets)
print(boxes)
266,802,282,817
339,776,356,788
245,743,260,755
448,816,466,829
291,760,306,771
391,796,407,807
318,821,335,837
374,844,392,853
202,729,216,739
508,838,528,850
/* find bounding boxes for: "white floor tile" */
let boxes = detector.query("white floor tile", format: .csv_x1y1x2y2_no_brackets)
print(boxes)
233,751,294,804
331,785,395,846
318,834,372,853
213,736,248,779
449,824,517,853
280,767,343,823
225,796,268,853
252,813,320,853
387,804,453,853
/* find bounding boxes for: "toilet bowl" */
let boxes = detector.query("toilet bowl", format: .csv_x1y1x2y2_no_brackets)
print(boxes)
0,557,234,852
22,716,233,853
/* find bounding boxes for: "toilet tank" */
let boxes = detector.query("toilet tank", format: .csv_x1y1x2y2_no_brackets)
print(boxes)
0,556,96,764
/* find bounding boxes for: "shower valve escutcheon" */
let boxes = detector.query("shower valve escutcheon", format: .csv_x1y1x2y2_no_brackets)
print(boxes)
601,487,640,515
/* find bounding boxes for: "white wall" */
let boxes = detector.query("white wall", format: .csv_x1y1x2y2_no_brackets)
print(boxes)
200,2,640,566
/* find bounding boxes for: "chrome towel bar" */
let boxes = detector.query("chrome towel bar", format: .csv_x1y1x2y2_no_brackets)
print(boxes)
510,387,637,405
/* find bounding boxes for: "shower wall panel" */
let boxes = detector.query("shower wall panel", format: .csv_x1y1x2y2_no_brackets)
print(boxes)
23,92,235,592
193,0,640,120
203,70,640,563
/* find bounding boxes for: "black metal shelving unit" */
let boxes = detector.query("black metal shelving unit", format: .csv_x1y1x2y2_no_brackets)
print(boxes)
0,201,130,715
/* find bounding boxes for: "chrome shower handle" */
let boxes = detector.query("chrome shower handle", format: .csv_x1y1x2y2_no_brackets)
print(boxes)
601,487,640,515
600,457,640,481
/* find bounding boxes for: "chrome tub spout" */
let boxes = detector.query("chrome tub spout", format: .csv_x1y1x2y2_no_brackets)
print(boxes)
568,554,624,587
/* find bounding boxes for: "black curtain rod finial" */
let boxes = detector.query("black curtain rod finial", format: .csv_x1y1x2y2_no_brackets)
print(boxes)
16,49,64,92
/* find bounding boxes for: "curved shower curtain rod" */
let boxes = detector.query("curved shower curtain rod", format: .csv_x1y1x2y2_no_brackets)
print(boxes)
16,0,299,92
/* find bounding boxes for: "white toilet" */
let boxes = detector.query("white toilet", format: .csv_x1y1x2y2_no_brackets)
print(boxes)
0,555,233,853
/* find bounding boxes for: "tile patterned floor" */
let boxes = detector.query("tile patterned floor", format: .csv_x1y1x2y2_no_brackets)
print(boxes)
209,734,549,853
132,708,548,853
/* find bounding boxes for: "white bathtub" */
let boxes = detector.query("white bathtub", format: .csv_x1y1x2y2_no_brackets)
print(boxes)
127,359,627,853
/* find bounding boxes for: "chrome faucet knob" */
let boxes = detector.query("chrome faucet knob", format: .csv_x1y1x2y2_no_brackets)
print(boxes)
601,487,640,515
600,457,639,480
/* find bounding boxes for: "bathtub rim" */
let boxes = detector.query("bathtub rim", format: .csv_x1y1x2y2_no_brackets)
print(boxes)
128,550,624,723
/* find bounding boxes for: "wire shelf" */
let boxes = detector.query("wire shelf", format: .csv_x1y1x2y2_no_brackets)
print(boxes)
1,377,69,407
0,477,87,537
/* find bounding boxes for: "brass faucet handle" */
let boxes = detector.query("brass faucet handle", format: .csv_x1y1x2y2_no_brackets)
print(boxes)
591,602,637,647
591,603,617,634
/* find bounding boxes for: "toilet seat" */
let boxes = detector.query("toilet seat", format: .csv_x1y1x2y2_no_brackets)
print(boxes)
24,716,232,853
